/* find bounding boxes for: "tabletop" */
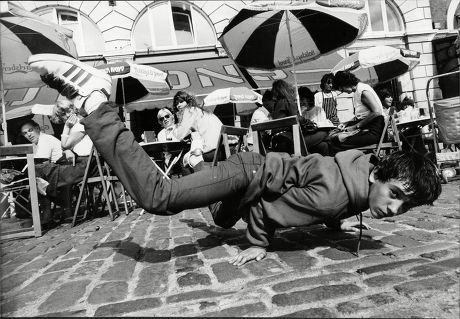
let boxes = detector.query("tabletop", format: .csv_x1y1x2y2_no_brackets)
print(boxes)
396,117,431,128
140,141,189,156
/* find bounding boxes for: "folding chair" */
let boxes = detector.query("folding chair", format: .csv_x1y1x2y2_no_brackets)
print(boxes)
0,144,42,239
251,116,308,156
358,108,402,158
71,146,131,227
212,125,249,166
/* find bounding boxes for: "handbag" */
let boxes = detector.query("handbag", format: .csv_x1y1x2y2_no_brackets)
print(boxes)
299,117,318,134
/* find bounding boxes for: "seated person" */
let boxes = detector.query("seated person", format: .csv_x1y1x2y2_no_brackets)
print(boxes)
171,91,223,171
30,53,442,267
156,107,191,177
328,71,385,155
299,86,333,156
34,100,96,224
247,90,273,146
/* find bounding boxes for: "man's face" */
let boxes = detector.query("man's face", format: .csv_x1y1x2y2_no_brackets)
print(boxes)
323,79,333,92
21,124,40,145
368,177,410,219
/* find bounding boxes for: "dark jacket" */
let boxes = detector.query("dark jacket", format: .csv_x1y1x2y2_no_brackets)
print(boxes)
239,150,374,247
272,98,298,119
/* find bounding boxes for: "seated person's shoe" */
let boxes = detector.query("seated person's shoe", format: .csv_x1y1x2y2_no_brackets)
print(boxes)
28,53,111,114
208,201,241,229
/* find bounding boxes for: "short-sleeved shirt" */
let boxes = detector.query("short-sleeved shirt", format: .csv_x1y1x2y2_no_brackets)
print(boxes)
71,122,93,156
353,82,383,120
35,133,63,162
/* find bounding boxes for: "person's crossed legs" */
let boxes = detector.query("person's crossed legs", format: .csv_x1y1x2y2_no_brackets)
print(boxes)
28,54,263,227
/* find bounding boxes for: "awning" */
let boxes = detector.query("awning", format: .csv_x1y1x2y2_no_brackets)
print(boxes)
126,52,343,112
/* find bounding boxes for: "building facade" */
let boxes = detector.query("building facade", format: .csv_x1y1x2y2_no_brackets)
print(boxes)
4,0,460,137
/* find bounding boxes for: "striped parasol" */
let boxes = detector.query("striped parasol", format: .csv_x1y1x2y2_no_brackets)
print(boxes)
218,0,368,113
331,46,421,85
1,1,77,143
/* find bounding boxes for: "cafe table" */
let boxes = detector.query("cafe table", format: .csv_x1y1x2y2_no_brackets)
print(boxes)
396,116,432,152
140,141,190,179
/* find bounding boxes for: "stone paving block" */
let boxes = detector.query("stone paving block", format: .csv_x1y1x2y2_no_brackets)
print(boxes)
203,301,266,317
379,234,422,247
144,238,170,250
211,261,247,283
280,307,337,317
17,258,51,273
201,246,229,259
364,274,407,287
420,249,452,260
134,266,169,296
272,284,362,306
94,297,162,316
166,289,232,303
357,258,429,275
101,260,136,281
403,219,452,230
142,249,171,263
8,251,42,265
430,257,460,269
36,309,87,317
276,250,317,269
317,247,356,260
370,307,433,318
84,248,115,261
272,272,359,292
336,238,390,255
324,255,392,272
87,281,129,304
172,244,198,257
197,235,221,248
1,262,26,276
175,255,204,273
174,236,194,245
393,229,440,242
0,271,35,294
394,275,457,296
336,292,397,315
409,264,447,278
177,272,212,287
244,258,285,277
61,244,95,260
385,242,458,258
45,258,81,273
113,249,141,262
69,260,104,280
38,279,91,313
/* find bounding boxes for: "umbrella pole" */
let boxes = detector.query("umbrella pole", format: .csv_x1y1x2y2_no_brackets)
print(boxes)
0,67,8,144
285,10,302,115
121,78,130,130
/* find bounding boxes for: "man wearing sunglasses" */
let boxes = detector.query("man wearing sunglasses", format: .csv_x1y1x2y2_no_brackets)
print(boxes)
157,108,179,171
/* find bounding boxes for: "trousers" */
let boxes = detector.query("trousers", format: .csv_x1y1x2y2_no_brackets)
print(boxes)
81,102,265,215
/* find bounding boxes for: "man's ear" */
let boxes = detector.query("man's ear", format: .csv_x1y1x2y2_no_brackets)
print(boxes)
369,169,376,183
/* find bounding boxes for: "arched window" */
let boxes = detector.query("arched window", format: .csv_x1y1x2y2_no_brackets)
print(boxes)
132,1,217,52
34,7,104,56
363,0,404,35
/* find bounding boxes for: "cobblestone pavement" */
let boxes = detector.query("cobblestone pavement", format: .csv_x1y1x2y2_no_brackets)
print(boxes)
1,180,459,318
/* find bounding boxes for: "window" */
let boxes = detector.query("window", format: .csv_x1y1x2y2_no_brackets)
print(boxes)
132,1,217,52
363,0,404,35
34,7,104,56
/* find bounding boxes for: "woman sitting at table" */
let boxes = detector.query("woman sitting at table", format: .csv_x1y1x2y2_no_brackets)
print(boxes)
328,71,384,155
171,90,223,171
156,107,191,177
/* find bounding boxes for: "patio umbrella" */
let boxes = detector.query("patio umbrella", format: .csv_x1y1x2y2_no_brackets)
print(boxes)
203,87,262,115
331,46,421,85
96,62,171,105
218,0,368,114
1,1,77,143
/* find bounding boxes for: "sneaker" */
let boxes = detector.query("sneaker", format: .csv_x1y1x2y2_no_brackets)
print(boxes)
28,53,111,108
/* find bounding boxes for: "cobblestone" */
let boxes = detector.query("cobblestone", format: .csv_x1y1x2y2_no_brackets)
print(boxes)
1,180,459,317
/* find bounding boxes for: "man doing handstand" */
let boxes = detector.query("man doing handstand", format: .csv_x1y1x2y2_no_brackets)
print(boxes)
28,54,442,266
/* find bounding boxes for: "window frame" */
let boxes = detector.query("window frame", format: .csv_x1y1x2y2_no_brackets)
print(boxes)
132,1,217,53
361,0,405,38
33,6,103,56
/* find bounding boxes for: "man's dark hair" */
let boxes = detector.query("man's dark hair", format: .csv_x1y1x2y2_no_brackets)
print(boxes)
374,151,442,211
320,73,334,91
20,120,40,131
378,88,392,102
332,71,359,90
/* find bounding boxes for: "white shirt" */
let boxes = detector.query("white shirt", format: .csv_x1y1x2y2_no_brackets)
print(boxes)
35,132,63,163
173,107,223,153
158,124,180,165
248,106,271,144
353,82,383,120
302,106,333,127
70,122,93,156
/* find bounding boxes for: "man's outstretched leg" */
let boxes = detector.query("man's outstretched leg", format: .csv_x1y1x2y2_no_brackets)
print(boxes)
28,53,264,216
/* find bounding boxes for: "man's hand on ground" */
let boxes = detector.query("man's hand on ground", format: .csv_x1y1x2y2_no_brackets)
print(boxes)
229,246,267,266
340,220,371,233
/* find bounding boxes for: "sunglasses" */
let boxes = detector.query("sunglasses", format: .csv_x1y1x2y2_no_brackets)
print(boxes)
158,114,171,122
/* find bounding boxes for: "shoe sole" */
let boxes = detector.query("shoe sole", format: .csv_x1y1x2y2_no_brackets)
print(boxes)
28,53,111,96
